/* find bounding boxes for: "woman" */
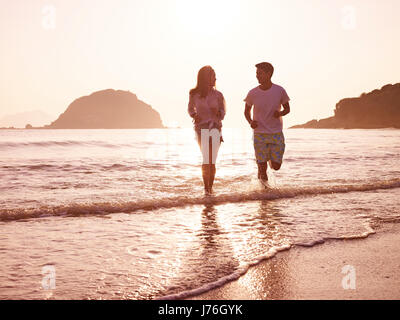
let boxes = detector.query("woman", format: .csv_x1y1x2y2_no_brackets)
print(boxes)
188,66,226,194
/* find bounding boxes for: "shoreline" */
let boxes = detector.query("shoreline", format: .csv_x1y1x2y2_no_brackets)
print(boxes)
187,223,400,300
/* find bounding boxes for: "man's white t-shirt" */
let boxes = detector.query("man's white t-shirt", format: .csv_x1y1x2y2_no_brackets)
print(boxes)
244,84,290,134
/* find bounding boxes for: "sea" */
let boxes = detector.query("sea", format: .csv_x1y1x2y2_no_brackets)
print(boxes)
0,128,399,299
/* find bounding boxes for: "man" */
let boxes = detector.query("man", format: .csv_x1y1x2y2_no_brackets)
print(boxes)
244,62,290,182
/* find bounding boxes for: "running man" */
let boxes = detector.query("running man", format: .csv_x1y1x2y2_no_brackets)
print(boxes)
244,62,290,182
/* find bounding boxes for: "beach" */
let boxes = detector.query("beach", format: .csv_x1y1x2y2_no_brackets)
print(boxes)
0,128,399,299
189,223,400,300
2,0,400,303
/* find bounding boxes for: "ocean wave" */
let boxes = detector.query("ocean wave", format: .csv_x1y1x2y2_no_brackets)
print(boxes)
0,162,173,172
1,178,399,222
0,140,131,149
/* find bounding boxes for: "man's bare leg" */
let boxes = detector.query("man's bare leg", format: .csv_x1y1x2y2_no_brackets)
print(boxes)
268,160,281,171
257,162,268,181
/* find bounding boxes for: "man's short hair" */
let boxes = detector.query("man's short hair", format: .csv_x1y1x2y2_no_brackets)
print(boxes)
256,62,274,76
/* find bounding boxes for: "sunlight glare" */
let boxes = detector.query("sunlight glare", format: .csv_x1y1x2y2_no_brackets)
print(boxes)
175,0,241,36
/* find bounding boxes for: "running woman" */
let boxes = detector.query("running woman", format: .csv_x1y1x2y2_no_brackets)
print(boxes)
188,66,226,194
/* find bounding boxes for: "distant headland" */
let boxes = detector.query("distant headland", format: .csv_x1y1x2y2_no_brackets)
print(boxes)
45,89,164,129
0,89,164,129
291,83,400,129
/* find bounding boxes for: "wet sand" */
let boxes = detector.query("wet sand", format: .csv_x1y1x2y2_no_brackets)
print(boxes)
188,223,400,300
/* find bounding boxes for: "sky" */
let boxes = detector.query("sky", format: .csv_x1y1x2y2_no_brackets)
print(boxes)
1,0,399,128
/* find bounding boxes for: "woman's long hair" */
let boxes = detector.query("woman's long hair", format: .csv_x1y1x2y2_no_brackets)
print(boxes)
189,66,215,98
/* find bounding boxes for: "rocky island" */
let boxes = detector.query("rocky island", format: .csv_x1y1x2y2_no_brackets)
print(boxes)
44,89,164,129
291,83,400,129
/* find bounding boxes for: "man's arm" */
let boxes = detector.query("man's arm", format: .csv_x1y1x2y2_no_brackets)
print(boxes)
281,102,290,116
274,102,290,118
244,103,258,128
244,103,252,124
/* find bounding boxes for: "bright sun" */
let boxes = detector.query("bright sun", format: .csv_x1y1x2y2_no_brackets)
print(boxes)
175,0,241,36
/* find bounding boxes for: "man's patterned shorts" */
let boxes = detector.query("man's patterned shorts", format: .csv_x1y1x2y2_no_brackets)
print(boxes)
253,132,285,164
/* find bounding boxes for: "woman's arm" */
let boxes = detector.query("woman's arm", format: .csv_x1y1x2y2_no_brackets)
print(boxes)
217,92,226,120
188,93,197,118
